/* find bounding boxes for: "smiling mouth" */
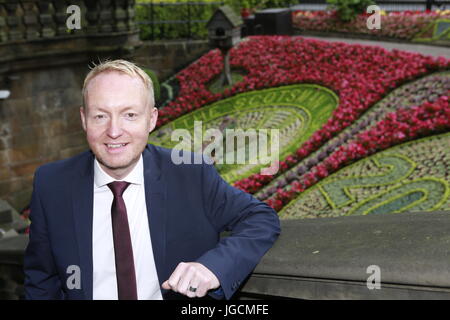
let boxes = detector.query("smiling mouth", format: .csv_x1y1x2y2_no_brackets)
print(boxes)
105,143,128,149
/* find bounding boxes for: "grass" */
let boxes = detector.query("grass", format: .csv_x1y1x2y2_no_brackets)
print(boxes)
207,71,245,94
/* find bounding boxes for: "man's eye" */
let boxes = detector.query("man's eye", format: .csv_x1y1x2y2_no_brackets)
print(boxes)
94,115,106,120
126,113,137,119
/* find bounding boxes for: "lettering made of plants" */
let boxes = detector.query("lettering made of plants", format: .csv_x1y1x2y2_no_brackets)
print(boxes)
149,84,338,183
280,133,450,219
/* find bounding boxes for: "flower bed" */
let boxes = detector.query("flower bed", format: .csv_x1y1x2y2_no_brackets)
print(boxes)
265,95,450,211
228,37,449,195
254,72,450,201
292,10,450,41
149,84,338,183
152,36,450,212
279,132,450,219
157,36,449,129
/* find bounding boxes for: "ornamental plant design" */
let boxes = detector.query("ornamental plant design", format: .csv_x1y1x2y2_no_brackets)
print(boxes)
156,36,449,130
279,133,450,219
264,95,450,211
149,84,338,182
150,36,450,214
255,72,450,201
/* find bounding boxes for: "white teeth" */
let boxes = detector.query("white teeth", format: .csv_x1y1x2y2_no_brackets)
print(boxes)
107,144,126,148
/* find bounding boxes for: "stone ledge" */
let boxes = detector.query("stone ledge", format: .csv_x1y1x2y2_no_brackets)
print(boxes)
240,210,450,299
0,31,141,74
239,274,450,300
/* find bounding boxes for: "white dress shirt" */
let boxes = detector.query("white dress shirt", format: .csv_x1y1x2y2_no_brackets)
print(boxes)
92,155,162,300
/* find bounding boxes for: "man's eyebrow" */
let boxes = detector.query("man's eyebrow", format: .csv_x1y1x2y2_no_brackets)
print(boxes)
88,106,110,114
88,105,140,113
121,106,141,112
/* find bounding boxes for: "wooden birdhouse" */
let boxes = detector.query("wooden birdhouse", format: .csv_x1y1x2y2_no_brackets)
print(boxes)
206,5,243,50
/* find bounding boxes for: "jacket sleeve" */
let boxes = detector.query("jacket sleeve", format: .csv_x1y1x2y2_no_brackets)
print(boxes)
196,161,281,300
23,167,65,299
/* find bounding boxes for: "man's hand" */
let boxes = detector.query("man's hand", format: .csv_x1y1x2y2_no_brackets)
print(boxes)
162,262,220,298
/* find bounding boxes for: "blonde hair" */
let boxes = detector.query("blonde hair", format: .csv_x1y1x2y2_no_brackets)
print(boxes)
82,59,155,109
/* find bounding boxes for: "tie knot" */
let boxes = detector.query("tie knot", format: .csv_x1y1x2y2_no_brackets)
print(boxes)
108,181,130,197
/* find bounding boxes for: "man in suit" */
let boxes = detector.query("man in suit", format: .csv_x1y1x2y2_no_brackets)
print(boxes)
23,60,280,300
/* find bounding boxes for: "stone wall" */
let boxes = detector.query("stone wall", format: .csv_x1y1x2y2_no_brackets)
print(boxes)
0,235,28,300
0,263,23,299
133,39,210,82
0,64,88,211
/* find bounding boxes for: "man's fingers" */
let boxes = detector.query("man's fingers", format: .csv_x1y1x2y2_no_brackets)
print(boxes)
163,262,220,298
163,262,187,292
177,265,196,296
188,278,202,298
161,280,171,290
194,277,209,298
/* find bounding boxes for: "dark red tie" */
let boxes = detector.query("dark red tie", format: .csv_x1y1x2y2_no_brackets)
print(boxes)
108,181,138,300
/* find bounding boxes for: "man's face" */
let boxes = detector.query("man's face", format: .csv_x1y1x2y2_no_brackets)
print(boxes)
80,71,158,179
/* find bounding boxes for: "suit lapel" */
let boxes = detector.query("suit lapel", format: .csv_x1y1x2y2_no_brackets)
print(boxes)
71,152,94,300
142,144,167,288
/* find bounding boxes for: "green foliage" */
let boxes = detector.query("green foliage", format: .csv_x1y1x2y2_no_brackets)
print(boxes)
136,3,211,40
136,0,297,40
279,133,450,219
326,0,375,22
236,0,297,10
143,68,161,102
148,84,338,183
208,71,244,94
320,155,415,209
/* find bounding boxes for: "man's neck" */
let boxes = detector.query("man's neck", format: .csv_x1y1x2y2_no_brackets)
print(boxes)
99,158,140,180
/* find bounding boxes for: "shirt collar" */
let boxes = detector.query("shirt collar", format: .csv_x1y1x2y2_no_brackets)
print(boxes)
94,155,144,188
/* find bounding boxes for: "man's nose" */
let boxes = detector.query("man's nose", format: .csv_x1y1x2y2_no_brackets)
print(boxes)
106,117,123,139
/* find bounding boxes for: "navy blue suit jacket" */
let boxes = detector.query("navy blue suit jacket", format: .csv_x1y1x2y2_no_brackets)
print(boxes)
24,144,280,300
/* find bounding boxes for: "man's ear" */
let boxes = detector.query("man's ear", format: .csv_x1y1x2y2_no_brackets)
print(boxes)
149,107,158,133
80,106,87,131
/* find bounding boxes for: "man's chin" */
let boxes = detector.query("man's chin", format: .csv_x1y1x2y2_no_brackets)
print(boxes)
100,159,133,171
96,155,137,172
91,145,146,175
